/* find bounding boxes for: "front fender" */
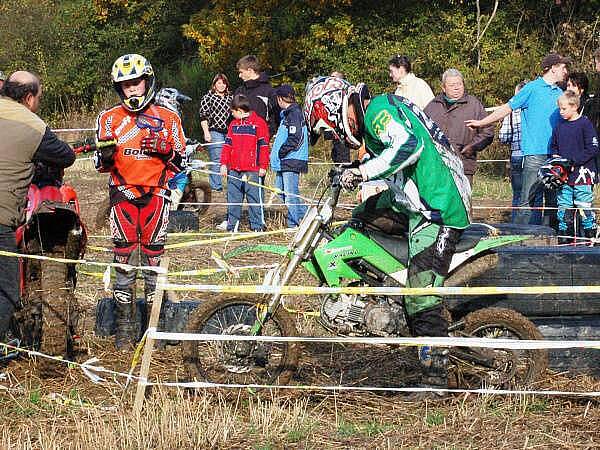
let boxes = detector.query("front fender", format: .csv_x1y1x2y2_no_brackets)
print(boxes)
224,244,320,279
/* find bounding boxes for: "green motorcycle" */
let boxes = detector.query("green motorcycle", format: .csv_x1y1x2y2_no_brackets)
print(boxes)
182,168,548,389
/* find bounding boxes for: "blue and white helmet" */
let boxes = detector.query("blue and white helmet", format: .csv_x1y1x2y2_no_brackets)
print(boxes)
154,88,192,117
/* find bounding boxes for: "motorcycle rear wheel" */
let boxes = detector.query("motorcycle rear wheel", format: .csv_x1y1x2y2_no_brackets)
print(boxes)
183,297,299,386
451,307,548,388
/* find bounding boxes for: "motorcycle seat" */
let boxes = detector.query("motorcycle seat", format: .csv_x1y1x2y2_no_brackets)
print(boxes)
369,226,488,264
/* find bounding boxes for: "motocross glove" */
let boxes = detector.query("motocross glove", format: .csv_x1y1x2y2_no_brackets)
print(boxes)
141,131,174,161
93,139,117,172
340,167,364,191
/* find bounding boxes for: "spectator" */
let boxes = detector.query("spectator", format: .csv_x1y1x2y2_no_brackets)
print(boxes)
234,55,279,135
270,84,308,227
199,73,233,191
499,80,528,222
95,54,186,349
424,68,494,186
219,94,270,232
0,71,75,341
466,52,570,226
0,70,6,90
389,54,434,110
550,91,599,243
567,72,590,113
329,70,351,163
583,49,600,134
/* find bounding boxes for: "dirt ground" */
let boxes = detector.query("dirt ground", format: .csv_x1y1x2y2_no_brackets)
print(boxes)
1,160,599,449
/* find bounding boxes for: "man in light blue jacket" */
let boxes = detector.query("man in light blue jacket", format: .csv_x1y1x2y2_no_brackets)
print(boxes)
271,84,309,227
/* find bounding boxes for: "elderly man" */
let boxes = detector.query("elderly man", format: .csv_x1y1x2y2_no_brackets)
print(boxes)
424,68,494,186
0,71,75,341
389,55,434,110
466,53,570,226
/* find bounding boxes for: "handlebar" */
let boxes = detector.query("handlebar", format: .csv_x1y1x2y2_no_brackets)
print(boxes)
73,138,117,154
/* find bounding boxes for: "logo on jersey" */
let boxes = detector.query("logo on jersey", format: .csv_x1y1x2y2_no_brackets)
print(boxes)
123,148,151,160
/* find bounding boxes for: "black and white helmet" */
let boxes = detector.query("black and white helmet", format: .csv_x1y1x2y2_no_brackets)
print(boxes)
154,88,192,117
538,156,572,189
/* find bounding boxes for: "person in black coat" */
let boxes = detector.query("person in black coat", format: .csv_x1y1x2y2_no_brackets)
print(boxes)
234,55,280,135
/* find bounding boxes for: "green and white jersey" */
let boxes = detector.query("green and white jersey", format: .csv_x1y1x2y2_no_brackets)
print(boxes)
359,94,471,229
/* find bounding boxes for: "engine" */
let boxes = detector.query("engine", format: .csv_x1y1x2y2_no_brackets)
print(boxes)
319,293,410,336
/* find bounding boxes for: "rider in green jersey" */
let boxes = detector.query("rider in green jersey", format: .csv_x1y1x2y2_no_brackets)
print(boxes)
304,76,472,395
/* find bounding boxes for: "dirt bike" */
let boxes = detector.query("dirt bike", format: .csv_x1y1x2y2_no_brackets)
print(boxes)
93,139,211,229
7,163,88,370
182,167,548,389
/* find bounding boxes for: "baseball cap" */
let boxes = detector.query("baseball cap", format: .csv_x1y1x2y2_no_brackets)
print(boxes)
275,84,295,98
541,53,571,70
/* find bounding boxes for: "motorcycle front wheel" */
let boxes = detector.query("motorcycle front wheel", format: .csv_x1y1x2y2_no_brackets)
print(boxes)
450,307,548,388
182,297,299,386
179,179,211,216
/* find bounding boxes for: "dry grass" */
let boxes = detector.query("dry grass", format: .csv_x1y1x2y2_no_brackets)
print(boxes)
1,154,600,449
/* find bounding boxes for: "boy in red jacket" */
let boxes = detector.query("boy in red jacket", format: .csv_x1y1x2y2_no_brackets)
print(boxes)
220,94,270,231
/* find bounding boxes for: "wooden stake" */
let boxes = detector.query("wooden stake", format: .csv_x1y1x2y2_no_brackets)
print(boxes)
133,256,170,414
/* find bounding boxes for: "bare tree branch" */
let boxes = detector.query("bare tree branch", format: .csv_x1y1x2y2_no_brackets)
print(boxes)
471,0,500,51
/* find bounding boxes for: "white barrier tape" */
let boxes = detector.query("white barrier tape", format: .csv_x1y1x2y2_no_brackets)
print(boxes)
158,282,600,296
52,128,95,133
0,249,166,274
139,380,600,398
146,329,600,350
195,168,315,205
2,340,599,399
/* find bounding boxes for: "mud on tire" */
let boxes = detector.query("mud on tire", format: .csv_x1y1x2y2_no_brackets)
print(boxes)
38,255,78,375
452,307,548,388
183,297,299,386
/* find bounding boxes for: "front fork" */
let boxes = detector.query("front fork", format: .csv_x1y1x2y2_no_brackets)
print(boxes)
250,218,324,335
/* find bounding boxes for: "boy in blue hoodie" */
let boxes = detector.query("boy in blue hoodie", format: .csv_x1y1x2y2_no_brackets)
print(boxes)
551,91,599,243
271,85,309,227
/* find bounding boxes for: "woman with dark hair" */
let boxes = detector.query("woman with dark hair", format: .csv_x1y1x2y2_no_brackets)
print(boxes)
199,73,233,191
566,72,590,114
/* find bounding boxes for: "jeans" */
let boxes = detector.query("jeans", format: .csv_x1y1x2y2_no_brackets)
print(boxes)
226,170,265,231
207,130,225,191
557,184,595,232
515,154,548,226
0,225,19,340
274,171,307,227
510,155,524,223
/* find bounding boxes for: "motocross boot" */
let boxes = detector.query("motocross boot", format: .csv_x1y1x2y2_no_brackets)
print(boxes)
404,346,449,402
113,288,137,350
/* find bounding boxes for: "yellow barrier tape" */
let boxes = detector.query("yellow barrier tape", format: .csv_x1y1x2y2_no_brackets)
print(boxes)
164,221,347,250
0,249,165,274
87,245,112,252
158,282,600,296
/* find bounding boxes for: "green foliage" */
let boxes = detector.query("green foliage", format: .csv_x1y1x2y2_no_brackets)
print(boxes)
1,0,598,123
425,410,445,426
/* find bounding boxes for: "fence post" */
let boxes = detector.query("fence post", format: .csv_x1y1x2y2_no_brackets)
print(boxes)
133,256,170,414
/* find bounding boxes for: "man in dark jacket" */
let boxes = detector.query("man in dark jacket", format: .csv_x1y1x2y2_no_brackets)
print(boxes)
0,71,75,340
424,68,494,185
235,55,280,135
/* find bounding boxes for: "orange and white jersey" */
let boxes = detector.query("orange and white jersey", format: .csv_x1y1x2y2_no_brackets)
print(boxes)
96,104,185,201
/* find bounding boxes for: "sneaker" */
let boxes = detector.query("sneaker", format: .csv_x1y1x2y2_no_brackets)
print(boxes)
216,220,228,231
